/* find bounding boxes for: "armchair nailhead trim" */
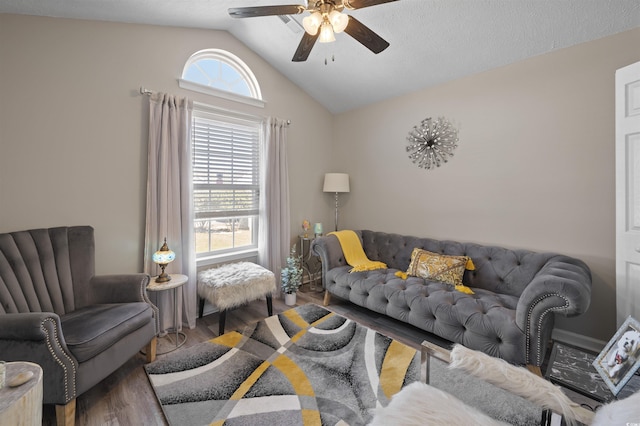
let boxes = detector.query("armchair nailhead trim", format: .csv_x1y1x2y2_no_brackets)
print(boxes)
42,317,77,402
525,293,569,366
141,277,160,334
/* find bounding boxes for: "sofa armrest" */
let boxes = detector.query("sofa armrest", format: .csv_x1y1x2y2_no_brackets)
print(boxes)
0,312,78,404
0,312,56,340
311,234,351,290
90,273,151,304
311,234,356,270
516,256,592,366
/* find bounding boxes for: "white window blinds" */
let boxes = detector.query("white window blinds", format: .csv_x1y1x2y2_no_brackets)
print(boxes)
192,111,261,256
193,116,260,218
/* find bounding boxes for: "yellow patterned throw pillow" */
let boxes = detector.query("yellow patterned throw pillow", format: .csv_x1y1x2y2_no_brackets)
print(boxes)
398,248,475,294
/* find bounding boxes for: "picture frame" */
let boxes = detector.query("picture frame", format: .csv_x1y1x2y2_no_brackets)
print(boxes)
593,316,640,395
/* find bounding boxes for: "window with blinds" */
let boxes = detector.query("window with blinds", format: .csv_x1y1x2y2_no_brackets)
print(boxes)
192,112,261,257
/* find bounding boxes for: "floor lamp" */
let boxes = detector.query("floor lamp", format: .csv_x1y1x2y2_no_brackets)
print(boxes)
323,173,350,231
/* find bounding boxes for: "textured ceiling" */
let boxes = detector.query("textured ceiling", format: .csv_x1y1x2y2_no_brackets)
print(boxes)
1,0,639,113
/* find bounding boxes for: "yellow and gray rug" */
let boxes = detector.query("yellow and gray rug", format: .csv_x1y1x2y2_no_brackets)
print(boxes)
145,304,419,425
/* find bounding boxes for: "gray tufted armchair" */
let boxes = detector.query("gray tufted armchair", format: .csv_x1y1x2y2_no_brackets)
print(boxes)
0,226,157,426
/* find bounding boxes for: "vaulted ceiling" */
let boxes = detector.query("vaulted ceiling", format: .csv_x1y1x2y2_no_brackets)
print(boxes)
2,0,639,113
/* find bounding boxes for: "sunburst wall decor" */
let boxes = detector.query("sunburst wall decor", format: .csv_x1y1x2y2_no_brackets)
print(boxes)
406,117,459,170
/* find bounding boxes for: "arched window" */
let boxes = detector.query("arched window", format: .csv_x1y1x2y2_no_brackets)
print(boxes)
179,49,264,108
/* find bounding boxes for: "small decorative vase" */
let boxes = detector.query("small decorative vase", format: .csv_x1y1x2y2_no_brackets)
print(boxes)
285,292,297,306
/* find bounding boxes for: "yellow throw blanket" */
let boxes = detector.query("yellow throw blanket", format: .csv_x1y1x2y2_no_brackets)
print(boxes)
329,230,387,273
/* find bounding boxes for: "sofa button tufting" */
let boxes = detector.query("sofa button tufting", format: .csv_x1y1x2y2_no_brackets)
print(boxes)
312,230,593,369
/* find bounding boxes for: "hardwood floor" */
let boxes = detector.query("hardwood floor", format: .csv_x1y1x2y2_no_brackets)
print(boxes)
42,287,445,425
48,285,588,425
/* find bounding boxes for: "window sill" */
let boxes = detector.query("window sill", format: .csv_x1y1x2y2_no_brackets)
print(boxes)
196,248,259,269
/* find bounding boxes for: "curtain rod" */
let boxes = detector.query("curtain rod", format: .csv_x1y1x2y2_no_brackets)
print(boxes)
139,86,290,125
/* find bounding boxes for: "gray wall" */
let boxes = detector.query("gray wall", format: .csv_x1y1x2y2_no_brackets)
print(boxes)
333,28,640,342
0,14,335,275
2,13,639,343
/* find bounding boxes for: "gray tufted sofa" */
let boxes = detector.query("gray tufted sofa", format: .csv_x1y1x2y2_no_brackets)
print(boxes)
311,230,592,369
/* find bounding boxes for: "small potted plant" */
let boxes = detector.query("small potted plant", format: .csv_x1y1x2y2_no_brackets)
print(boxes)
281,244,303,306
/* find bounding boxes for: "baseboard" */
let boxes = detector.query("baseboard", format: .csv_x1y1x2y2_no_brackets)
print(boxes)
200,300,219,317
551,328,606,353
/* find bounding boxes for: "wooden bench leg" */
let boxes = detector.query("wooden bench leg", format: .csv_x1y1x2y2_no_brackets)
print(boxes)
219,310,227,336
199,297,205,318
56,398,76,426
266,295,273,316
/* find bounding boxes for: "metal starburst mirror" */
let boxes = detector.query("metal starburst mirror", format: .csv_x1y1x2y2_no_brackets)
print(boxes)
406,117,459,170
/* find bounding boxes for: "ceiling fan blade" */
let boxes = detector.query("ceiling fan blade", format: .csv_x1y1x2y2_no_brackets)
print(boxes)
343,16,390,54
292,32,320,62
343,0,399,10
228,5,306,18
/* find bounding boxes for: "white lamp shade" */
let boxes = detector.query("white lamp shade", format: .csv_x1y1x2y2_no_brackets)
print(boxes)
302,12,322,35
323,173,350,193
329,10,349,33
318,20,336,43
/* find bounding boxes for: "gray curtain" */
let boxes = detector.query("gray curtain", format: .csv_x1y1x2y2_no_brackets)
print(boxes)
144,92,197,332
258,117,290,297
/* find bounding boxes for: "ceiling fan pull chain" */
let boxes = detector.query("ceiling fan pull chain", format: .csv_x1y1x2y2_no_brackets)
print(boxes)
324,54,336,65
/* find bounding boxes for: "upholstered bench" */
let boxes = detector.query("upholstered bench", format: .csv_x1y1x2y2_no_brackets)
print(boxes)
197,262,276,335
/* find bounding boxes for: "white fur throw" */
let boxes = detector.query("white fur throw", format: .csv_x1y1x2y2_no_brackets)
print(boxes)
449,344,594,426
592,388,640,425
369,381,509,426
197,262,276,311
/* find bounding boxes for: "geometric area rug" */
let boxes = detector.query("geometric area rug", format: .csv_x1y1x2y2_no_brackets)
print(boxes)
145,304,420,426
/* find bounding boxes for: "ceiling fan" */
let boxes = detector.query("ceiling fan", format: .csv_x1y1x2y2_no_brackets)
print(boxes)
229,0,399,62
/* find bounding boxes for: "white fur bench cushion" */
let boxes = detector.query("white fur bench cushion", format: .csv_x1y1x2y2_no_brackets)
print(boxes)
197,262,276,311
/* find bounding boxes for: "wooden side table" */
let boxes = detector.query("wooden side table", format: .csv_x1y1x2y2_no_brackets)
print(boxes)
0,362,43,426
148,273,188,354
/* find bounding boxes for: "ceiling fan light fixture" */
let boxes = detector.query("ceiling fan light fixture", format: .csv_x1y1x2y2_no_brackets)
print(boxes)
319,19,336,43
329,10,349,33
229,1,395,62
302,11,322,35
